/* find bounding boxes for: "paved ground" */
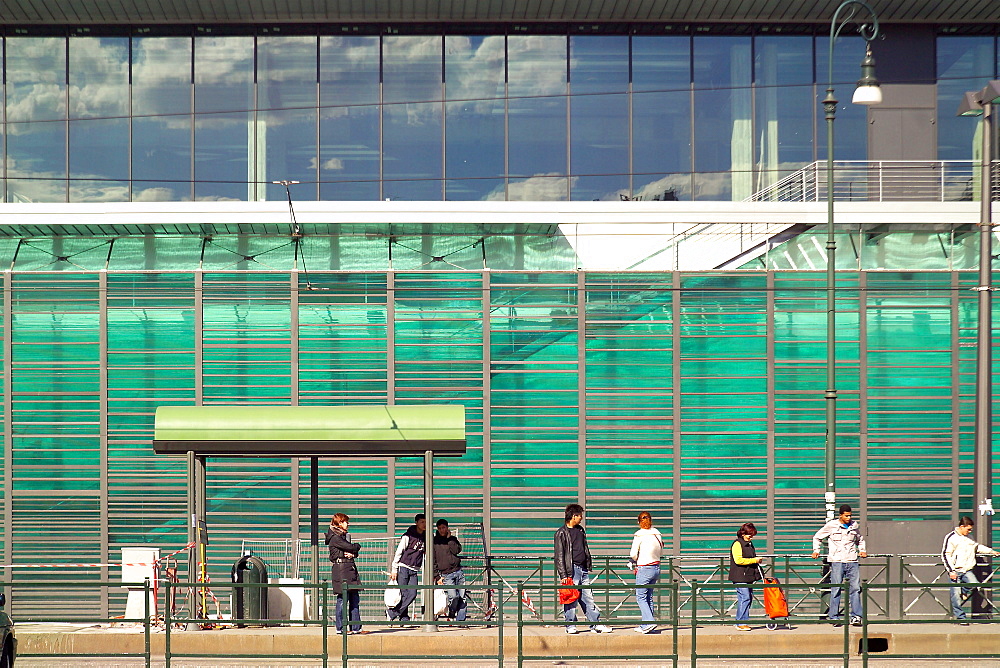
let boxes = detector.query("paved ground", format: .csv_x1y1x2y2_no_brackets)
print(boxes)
10,620,1000,667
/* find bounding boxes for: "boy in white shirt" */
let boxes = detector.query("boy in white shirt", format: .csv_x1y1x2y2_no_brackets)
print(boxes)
941,516,1000,624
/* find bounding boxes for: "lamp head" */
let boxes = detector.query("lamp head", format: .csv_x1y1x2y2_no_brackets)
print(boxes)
851,46,881,106
957,90,984,117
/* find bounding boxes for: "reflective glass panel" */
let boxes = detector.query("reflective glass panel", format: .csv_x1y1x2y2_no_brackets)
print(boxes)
195,37,254,113
754,36,814,191
68,37,128,119
320,35,379,107
260,108,318,201
132,116,192,201
937,36,995,160
508,36,567,186
445,35,505,197
633,36,692,200
815,35,869,162
693,36,752,200
569,37,628,200
320,36,380,200
195,112,252,201
383,103,443,200
383,37,443,195
258,36,317,110
6,121,66,202
6,37,66,122
319,105,380,201
132,37,191,116
69,118,129,202
383,35,443,104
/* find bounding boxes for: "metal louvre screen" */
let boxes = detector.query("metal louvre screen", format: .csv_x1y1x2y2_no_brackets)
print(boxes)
0,261,993,617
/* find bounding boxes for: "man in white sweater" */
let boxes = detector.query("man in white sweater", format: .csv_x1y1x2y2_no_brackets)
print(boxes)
941,516,1000,624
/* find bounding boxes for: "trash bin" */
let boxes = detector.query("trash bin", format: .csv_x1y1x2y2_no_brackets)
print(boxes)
232,555,269,627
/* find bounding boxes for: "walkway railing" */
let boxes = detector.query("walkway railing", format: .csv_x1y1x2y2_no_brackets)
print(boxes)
745,160,1000,203
5,577,998,667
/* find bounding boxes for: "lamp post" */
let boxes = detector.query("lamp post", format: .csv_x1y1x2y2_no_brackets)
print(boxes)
823,1,881,521
957,81,1000,549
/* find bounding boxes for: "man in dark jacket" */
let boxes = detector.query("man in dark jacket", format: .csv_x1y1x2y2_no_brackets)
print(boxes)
388,513,426,623
433,519,467,622
553,503,611,634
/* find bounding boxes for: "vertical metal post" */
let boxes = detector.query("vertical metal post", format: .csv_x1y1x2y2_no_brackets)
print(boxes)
423,449,436,632
824,35,840,523
310,456,320,619
975,103,994,550
186,450,197,627
195,455,207,620
824,0,881,522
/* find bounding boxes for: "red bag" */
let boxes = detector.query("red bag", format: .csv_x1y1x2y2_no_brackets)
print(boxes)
762,576,789,619
558,576,580,605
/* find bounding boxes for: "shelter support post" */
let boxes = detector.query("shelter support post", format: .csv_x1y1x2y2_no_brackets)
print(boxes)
195,456,207,621
186,451,197,629
310,456,320,620
423,449,436,632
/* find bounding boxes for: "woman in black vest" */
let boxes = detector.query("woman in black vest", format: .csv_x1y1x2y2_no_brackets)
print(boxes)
728,522,763,631
326,513,366,634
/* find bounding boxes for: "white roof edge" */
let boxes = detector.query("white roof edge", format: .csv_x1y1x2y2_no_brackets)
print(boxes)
0,200,986,228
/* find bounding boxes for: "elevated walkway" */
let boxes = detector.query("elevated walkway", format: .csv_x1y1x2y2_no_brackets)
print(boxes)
13,620,1000,665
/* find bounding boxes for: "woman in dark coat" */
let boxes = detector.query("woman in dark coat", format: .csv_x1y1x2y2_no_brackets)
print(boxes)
325,512,365,634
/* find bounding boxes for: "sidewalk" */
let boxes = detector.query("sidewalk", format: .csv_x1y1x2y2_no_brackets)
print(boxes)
11,619,1000,664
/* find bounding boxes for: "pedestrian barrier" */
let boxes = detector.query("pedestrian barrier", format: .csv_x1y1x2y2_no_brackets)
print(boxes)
4,575,998,667
860,582,1000,667
688,580,852,667
340,582,503,668
516,581,680,667
1,579,152,666
163,580,329,667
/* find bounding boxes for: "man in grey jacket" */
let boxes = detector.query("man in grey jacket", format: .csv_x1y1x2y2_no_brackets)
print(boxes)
554,503,612,634
941,516,1000,624
812,504,867,626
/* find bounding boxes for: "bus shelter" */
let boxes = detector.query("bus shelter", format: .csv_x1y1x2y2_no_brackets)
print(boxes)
152,404,466,629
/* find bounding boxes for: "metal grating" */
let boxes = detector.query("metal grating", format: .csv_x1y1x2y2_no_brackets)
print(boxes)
3,0,999,25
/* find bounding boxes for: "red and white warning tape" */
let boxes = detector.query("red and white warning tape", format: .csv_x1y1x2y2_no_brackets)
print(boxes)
0,542,196,570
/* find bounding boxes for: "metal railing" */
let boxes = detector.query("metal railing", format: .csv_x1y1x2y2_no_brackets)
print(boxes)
5,576,999,667
5,579,152,666
746,160,1000,202
486,553,998,621
163,580,330,667
516,581,680,667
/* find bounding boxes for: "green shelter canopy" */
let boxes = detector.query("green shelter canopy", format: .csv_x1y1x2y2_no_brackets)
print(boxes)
152,405,466,456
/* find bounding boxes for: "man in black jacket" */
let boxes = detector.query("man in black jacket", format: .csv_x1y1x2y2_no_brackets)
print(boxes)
433,519,467,623
388,513,426,623
553,503,612,634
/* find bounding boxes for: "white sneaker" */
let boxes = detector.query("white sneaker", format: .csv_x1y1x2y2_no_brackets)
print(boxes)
565,626,580,634
850,616,862,627
592,624,613,634
634,625,655,634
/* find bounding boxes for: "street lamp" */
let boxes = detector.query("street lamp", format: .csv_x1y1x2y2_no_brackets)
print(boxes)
823,1,881,522
956,81,1000,550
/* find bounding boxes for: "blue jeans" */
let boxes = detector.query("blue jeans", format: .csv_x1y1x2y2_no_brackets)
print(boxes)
734,584,754,621
335,589,361,632
635,565,660,629
440,569,468,622
391,567,420,621
950,570,979,620
828,561,862,620
563,565,601,628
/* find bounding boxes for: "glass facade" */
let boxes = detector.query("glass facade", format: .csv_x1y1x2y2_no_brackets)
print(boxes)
18,26,997,203
0,234,996,614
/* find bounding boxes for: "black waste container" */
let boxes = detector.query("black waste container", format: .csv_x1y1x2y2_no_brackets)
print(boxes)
232,555,269,627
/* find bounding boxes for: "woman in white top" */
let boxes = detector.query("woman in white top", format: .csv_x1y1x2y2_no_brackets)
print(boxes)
629,511,663,634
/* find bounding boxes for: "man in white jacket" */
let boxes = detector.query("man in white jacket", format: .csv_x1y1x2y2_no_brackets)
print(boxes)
812,504,866,626
941,516,1000,624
